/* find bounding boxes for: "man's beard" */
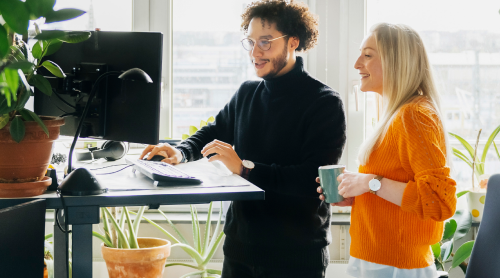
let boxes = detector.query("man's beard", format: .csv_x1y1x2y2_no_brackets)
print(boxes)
256,43,289,80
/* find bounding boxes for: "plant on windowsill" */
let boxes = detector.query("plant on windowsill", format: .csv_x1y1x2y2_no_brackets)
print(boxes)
431,191,474,275
92,206,172,278
182,116,215,140
134,201,224,278
44,233,71,278
449,124,500,221
0,0,90,197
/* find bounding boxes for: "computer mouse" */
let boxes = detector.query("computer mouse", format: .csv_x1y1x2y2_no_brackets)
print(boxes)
144,154,166,162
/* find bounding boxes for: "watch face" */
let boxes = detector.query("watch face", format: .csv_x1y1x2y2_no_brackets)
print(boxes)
369,179,381,191
243,160,255,169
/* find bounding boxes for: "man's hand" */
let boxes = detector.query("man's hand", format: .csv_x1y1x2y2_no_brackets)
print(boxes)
139,143,183,165
201,140,242,174
316,177,354,207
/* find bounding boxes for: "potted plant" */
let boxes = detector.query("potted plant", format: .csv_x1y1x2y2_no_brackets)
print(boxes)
0,0,90,197
432,190,474,275
93,206,172,278
449,124,500,221
136,201,224,278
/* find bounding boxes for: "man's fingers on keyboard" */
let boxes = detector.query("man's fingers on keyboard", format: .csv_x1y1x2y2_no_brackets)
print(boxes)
162,157,176,165
139,145,154,159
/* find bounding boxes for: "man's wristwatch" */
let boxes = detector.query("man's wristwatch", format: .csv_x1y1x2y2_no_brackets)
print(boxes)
240,160,255,179
178,148,187,163
369,175,383,195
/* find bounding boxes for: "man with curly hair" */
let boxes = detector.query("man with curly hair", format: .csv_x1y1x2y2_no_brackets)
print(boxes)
141,1,346,277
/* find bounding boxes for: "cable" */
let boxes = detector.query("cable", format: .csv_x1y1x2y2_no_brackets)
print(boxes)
56,190,72,278
53,88,76,109
89,164,129,170
94,165,133,175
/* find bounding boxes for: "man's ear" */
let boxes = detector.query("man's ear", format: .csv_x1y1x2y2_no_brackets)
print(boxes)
289,36,300,51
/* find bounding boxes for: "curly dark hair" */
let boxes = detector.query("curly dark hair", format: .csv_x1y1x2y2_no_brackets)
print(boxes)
241,0,319,52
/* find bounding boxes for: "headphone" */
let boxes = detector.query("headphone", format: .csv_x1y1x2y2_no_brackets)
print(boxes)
75,140,129,161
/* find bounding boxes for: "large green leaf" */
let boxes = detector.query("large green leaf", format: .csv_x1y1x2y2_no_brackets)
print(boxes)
480,124,500,174
25,0,56,18
26,110,49,137
157,210,189,244
58,31,91,43
34,30,66,41
44,39,63,56
4,68,19,102
442,219,457,241
103,207,130,249
32,41,44,59
30,74,52,96
123,207,139,249
207,116,215,123
453,209,472,242
452,147,473,169
0,114,8,130
130,212,180,244
132,206,146,236
189,126,198,136
10,116,25,143
45,8,86,23
431,242,441,259
42,60,66,78
0,94,14,114
7,61,35,73
451,240,475,269
449,132,475,162
0,24,8,59
456,190,470,198
0,0,30,34
201,232,224,266
190,205,201,252
15,73,33,109
202,202,213,255
494,141,500,160
440,240,453,261
18,108,34,121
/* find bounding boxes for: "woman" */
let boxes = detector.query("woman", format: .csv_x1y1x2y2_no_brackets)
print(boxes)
317,23,457,277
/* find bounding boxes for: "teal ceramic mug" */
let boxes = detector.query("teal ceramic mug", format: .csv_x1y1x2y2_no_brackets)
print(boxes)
318,165,345,203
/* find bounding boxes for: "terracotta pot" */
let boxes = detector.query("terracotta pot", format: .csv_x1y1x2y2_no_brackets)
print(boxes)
101,238,171,278
0,176,52,197
0,116,64,184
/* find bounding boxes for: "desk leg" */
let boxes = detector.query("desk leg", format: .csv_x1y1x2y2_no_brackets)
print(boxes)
71,224,93,278
54,210,68,278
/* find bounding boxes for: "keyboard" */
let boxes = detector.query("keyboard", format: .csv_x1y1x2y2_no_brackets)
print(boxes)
126,158,202,184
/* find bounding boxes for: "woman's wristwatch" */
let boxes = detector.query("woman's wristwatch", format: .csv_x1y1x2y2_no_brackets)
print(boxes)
369,175,383,195
240,160,255,179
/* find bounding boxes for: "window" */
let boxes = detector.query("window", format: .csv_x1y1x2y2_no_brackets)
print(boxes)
171,0,258,138
366,0,500,189
41,0,132,31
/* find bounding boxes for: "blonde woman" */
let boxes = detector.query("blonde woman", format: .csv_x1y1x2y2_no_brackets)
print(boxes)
317,23,457,278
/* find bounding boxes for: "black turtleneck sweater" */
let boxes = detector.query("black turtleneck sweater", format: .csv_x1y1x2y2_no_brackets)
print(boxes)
177,57,346,269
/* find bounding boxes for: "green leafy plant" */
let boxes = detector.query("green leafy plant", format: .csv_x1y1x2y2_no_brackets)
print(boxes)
431,191,474,274
135,202,224,278
0,0,90,142
182,116,215,140
93,206,147,249
449,124,500,188
44,233,72,278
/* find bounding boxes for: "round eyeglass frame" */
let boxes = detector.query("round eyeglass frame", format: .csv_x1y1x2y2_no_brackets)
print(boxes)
241,35,288,51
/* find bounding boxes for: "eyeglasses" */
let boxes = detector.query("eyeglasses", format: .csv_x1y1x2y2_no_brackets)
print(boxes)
241,35,288,51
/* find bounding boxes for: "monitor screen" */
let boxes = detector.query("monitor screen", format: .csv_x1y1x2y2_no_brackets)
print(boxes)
34,31,163,145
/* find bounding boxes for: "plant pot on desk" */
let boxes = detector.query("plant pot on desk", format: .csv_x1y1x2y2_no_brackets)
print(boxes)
467,189,487,222
101,237,171,278
0,116,64,197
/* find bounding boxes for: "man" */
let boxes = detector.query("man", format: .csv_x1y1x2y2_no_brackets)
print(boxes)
140,1,346,277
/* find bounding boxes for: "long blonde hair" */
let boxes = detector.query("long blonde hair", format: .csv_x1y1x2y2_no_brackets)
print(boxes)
357,23,451,166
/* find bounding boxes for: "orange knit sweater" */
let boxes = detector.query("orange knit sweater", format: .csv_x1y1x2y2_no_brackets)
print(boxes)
350,98,457,269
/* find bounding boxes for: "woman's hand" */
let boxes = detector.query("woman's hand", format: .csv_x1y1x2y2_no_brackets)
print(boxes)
201,140,242,174
337,171,376,198
316,177,354,206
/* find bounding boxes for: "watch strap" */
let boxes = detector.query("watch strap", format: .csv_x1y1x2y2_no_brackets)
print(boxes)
240,162,252,180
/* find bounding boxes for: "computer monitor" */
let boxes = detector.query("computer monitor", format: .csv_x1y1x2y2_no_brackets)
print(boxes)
34,31,163,145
